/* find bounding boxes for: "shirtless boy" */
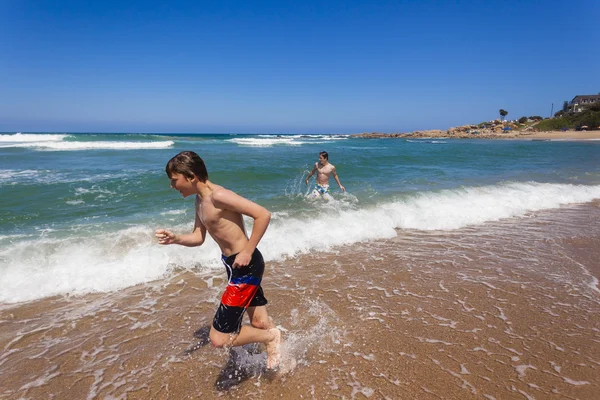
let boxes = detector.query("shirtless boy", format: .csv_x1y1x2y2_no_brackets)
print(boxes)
305,151,345,200
155,151,281,369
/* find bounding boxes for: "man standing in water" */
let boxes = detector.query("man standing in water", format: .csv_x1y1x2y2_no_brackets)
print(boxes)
305,151,345,200
155,151,281,370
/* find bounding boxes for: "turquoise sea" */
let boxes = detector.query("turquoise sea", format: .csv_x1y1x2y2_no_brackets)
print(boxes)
1,132,600,304
2,131,600,399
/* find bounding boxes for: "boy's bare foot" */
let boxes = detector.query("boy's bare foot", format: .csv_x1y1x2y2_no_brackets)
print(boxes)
265,328,281,370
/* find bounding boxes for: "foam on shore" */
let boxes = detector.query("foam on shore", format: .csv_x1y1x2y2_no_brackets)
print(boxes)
1,181,599,304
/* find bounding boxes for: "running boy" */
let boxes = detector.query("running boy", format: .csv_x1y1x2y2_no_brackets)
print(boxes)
155,151,281,369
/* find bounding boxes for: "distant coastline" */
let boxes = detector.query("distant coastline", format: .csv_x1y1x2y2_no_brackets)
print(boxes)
353,123,600,140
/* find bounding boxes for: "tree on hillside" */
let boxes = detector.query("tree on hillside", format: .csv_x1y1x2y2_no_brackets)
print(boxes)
563,101,569,112
499,109,508,121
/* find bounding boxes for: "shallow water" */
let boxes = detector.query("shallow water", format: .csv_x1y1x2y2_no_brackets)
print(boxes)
2,133,600,305
1,203,598,399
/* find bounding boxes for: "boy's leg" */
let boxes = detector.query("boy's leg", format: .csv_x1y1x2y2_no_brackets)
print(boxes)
209,324,272,347
214,252,280,367
247,305,275,330
209,325,281,369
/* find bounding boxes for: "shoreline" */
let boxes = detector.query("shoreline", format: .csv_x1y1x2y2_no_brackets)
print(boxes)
354,129,600,140
1,203,599,398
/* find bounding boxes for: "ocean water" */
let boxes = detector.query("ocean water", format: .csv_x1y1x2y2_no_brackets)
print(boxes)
1,132,600,304
2,132,600,399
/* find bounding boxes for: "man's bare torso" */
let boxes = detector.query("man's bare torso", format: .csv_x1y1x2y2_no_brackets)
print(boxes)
316,162,336,185
195,184,248,256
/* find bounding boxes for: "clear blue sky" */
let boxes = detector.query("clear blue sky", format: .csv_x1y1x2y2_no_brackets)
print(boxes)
1,0,599,134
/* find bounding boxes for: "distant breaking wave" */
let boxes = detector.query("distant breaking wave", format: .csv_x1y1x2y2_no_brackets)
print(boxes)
2,141,174,151
0,133,71,142
0,132,174,151
228,137,305,147
257,134,350,140
229,134,349,147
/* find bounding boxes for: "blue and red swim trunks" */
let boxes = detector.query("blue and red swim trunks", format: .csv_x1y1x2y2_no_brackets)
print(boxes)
213,248,268,334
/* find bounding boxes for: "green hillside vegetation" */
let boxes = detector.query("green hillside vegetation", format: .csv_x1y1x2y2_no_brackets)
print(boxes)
536,103,600,131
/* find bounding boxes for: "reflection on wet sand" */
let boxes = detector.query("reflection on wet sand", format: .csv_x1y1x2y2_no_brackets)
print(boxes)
1,204,599,399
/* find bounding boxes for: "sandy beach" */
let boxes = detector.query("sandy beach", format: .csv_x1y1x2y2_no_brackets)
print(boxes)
1,202,598,399
518,130,600,140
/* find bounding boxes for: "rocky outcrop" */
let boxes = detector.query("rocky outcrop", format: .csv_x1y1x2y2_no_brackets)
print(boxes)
353,120,526,139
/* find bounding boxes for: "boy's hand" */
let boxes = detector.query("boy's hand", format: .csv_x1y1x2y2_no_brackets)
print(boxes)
155,229,175,245
232,250,252,268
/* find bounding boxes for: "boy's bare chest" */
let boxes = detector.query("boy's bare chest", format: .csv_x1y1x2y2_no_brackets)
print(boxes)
197,201,222,228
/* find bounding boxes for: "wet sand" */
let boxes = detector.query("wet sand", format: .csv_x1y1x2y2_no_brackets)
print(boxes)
1,203,599,399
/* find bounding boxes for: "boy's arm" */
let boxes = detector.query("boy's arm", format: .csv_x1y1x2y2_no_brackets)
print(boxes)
212,189,271,267
305,163,318,185
155,211,207,247
332,167,345,192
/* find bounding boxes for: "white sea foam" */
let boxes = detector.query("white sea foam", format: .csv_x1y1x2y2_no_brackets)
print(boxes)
74,187,116,195
321,136,349,140
0,133,70,142
254,134,348,142
390,182,600,231
0,225,224,304
161,209,186,215
227,137,306,147
0,169,150,186
0,169,50,184
289,134,349,140
261,182,600,259
10,140,174,151
1,181,599,303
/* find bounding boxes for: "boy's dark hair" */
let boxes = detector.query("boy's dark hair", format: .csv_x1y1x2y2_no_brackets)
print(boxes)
166,151,209,182
319,151,329,160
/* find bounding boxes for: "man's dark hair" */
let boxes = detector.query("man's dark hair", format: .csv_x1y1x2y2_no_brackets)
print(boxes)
165,151,209,182
319,151,329,160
